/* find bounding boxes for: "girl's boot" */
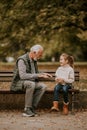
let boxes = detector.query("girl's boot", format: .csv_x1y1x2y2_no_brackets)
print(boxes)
51,101,59,111
63,102,69,115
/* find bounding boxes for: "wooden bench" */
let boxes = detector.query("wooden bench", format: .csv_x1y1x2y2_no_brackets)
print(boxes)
0,70,80,113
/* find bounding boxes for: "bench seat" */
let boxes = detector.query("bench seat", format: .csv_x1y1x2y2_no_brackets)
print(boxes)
0,70,80,113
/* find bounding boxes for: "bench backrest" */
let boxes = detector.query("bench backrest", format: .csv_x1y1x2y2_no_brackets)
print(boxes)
0,70,79,82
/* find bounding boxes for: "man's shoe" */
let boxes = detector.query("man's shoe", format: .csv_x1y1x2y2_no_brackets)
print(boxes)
31,107,39,116
22,107,35,117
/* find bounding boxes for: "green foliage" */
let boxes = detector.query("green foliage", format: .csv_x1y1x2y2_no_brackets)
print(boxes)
0,0,87,61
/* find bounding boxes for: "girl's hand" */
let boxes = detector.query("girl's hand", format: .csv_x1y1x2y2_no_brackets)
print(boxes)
55,78,64,84
55,78,60,83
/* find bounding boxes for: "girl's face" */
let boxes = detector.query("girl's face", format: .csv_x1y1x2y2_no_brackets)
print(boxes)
59,56,68,66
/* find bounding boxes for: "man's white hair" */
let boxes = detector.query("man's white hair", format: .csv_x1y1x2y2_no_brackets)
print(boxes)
30,44,43,53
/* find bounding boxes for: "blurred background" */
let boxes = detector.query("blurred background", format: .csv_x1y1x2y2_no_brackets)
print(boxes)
0,0,87,91
0,0,87,62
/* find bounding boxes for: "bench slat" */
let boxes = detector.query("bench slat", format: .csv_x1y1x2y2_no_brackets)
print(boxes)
0,89,79,94
0,70,79,81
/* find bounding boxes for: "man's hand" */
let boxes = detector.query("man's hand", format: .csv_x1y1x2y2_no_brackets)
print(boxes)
38,73,52,78
43,73,53,78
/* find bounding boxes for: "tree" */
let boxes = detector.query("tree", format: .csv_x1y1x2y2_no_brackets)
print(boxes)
0,0,87,61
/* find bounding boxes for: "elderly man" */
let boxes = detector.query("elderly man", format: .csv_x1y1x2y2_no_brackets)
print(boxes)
11,45,51,117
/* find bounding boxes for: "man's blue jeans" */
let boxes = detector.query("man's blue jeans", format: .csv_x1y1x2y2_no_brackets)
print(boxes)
53,84,71,103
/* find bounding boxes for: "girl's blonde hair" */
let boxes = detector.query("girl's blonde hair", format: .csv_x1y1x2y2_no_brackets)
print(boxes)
60,53,74,68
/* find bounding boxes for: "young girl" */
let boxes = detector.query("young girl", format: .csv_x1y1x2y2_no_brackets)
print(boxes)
51,53,74,115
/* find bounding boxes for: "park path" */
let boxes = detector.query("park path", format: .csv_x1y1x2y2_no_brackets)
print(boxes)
0,110,87,130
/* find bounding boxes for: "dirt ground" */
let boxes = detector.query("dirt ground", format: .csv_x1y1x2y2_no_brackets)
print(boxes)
0,109,87,130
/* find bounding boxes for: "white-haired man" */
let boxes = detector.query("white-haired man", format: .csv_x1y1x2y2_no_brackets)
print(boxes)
11,45,52,117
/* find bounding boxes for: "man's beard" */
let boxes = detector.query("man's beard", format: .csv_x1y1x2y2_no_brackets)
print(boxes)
33,57,37,61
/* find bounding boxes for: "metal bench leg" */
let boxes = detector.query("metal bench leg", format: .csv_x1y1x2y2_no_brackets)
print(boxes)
71,92,75,115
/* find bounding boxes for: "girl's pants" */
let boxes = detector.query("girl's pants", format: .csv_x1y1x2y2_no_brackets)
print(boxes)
53,84,71,103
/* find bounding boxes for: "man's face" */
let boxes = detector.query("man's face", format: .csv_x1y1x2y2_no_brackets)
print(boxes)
33,49,43,61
